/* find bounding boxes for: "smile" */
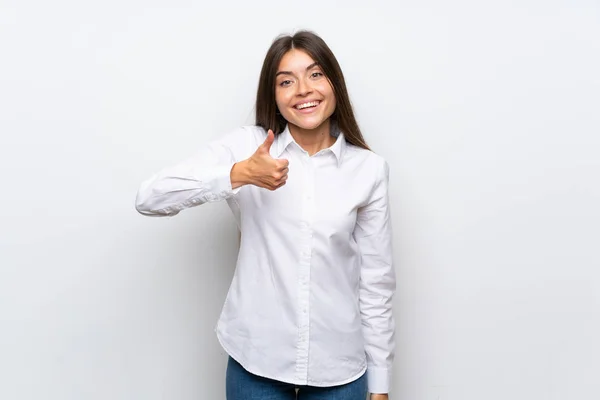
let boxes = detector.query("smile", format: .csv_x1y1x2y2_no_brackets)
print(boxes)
294,100,321,110
294,101,322,114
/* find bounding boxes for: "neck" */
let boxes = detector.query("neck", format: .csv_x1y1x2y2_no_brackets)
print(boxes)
288,120,335,156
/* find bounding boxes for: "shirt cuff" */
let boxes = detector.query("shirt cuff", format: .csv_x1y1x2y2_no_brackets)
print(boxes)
366,366,392,394
209,163,242,199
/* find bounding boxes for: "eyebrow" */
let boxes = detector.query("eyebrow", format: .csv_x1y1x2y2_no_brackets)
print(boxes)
276,62,320,77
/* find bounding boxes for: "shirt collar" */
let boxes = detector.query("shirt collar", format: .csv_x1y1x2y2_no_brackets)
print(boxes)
272,124,295,159
272,123,346,166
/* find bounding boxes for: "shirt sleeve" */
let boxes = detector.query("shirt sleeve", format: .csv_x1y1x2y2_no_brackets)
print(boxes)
353,158,396,394
135,126,254,217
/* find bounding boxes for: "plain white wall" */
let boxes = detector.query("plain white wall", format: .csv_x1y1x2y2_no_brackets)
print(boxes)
1,1,599,399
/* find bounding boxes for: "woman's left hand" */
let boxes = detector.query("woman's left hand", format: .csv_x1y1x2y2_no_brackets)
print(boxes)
370,394,389,400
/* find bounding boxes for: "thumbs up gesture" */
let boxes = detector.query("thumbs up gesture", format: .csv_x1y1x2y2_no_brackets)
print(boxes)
230,129,289,191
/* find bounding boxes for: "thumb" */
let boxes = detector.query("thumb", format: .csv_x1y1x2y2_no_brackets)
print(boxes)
261,129,275,153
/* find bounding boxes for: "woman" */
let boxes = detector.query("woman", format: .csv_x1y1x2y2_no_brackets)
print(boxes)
136,31,395,400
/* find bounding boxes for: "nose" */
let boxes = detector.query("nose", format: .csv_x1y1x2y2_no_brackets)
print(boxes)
296,77,312,96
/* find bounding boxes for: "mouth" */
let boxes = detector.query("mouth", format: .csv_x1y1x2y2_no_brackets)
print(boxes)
293,100,321,114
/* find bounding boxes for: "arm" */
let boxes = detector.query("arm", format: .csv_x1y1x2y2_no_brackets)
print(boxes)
135,127,252,217
135,127,289,217
353,159,396,396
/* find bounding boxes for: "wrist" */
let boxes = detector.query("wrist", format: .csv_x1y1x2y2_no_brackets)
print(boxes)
370,394,389,400
230,160,251,189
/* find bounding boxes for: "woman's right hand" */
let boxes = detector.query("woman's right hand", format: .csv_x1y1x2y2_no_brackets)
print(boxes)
230,129,289,190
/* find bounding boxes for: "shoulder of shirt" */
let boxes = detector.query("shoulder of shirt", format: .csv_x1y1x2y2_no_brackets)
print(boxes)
344,141,389,170
223,125,266,137
239,125,267,135
218,125,267,148
242,125,269,142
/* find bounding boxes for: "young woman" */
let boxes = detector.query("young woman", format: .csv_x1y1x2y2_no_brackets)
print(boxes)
136,31,396,400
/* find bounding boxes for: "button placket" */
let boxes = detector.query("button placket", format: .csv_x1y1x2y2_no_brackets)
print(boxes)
295,154,315,382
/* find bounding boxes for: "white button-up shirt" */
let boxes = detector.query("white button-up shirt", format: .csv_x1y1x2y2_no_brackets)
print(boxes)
135,124,396,393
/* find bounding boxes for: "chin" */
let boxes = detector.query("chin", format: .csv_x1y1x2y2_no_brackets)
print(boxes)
288,117,329,131
295,121,322,130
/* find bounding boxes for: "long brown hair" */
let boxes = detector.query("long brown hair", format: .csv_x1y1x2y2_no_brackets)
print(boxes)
255,31,370,151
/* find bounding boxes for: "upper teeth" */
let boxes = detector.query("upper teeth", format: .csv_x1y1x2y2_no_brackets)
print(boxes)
296,101,319,109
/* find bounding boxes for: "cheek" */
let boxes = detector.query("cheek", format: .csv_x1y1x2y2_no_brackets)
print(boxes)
329,96,337,110
325,90,337,112
320,84,335,102
274,90,284,108
275,89,292,105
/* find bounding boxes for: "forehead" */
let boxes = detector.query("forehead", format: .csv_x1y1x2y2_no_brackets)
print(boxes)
277,49,317,72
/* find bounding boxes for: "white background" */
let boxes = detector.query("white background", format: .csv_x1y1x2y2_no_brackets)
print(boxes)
1,1,599,399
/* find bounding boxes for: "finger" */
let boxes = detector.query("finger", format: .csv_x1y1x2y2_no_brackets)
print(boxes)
280,167,289,175
271,171,284,181
277,159,289,168
261,129,275,153
275,174,288,185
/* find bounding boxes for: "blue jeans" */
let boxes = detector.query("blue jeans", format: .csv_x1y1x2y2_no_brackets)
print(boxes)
226,356,368,400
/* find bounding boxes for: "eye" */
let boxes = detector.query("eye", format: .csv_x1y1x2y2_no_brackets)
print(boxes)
311,72,324,78
279,80,293,87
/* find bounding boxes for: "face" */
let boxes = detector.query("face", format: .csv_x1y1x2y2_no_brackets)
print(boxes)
274,49,336,132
